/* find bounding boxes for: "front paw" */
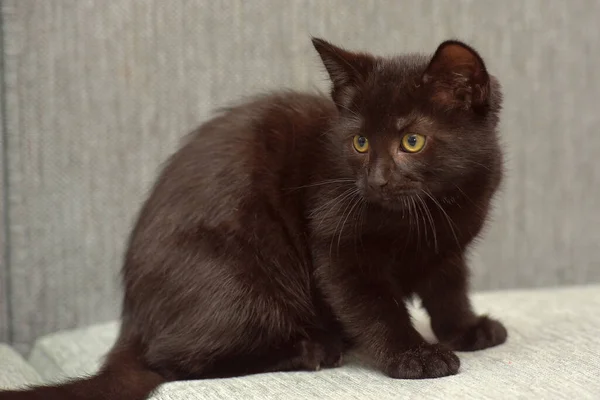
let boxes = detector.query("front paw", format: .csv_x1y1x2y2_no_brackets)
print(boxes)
448,316,507,351
385,344,460,379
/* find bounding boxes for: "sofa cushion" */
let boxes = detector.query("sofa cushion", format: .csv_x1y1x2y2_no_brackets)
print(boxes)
0,344,42,390
26,285,600,399
27,321,119,383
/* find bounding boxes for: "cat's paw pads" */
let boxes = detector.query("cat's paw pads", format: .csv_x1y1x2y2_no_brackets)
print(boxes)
450,316,507,351
386,344,459,379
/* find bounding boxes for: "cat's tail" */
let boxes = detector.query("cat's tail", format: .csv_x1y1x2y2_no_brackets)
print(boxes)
0,340,166,400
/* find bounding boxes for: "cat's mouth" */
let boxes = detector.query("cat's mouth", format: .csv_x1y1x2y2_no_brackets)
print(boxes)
363,182,425,209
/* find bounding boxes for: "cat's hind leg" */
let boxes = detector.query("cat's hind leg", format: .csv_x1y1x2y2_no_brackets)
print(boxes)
201,336,343,378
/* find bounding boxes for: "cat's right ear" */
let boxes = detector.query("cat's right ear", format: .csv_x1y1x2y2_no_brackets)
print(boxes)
421,40,491,113
312,38,375,106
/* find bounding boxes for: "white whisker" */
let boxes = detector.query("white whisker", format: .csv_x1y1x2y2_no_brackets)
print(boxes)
417,194,438,253
328,188,360,261
310,186,356,222
286,179,355,191
415,195,430,249
336,195,363,259
410,197,421,252
421,189,460,250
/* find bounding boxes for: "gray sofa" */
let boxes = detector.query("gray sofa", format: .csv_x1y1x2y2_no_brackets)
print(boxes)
1,1,599,399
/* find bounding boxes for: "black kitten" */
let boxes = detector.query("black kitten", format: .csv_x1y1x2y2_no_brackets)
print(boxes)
0,38,506,400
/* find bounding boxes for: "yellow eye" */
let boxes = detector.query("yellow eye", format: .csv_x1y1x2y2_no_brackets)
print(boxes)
401,134,426,153
353,135,369,153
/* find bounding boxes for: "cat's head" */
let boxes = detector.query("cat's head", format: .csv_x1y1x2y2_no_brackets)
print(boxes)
312,38,502,210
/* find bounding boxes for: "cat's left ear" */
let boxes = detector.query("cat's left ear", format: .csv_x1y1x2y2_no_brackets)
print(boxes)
312,38,375,106
422,40,490,113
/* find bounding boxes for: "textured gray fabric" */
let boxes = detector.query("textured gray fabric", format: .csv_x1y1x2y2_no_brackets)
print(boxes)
0,84,6,343
23,286,600,399
28,321,119,383
0,154,8,345
0,6,7,342
2,1,600,352
0,344,41,390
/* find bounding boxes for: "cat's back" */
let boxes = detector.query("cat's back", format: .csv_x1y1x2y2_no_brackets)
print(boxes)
206,90,337,147
139,91,336,230
174,90,335,186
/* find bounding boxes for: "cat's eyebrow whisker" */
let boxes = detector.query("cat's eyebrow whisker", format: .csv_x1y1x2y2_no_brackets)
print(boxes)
318,126,335,137
335,102,362,120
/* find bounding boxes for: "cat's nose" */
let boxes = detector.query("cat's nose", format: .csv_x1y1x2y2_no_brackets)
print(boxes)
369,159,391,190
368,176,389,190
